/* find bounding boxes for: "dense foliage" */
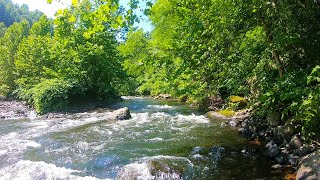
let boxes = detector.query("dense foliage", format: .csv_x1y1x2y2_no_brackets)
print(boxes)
0,0,43,27
0,0,134,113
0,0,319,139
119,0,320,140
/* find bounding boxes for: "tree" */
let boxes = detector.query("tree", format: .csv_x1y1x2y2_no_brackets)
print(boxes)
0,20,30,91
0,0,43,27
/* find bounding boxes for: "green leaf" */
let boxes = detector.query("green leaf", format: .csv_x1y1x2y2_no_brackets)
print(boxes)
71,0,78,6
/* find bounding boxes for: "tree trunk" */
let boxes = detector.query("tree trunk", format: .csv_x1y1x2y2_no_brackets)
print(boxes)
272,49,284,77
257,2,285,78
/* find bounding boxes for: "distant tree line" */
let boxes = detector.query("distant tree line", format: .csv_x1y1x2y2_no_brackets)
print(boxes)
0,0,43,27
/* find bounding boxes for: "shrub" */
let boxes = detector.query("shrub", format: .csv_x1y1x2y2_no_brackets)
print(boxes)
31,79,74,114
0,84,10,96
298,66,320,140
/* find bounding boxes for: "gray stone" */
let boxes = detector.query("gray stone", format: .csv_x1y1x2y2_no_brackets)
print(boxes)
289,135,302,150
266,140,274,149
238,128,245,133
155,94,171,99
275,155,286,165
299,145,317,157
241,119,248,128
296,150,320,180
272,164,283,169
287,154,299,166
266,141,280,158
283,123,296,141
274,132,286,145
228,120,238,127
111,107,131,120
190,146,204,155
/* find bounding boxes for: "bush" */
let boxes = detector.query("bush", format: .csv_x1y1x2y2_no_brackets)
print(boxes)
257,66,320,140
0,84,10,96
30,79,75,114
298,66,320,140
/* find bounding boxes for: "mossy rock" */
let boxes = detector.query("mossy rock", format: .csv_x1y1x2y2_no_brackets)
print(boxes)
218,109,236,117
229,96,247,109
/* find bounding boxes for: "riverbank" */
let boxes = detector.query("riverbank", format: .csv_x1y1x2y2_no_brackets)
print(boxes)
0,97,35,119
206,110,320,180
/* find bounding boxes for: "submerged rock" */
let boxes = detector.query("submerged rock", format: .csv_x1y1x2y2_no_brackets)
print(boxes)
296,150,320,180
111,107,131,120
148,160,182,178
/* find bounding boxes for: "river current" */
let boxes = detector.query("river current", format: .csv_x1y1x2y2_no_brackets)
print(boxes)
0,97,282,179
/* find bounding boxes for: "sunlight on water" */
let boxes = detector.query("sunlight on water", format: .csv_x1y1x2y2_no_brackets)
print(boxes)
0,98,282,179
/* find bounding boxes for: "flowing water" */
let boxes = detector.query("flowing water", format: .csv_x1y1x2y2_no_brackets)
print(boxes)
0,97,283,179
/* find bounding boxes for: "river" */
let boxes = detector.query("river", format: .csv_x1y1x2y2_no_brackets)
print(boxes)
0,97,283,179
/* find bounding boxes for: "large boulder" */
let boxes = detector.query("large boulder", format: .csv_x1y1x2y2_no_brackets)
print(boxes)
111,107,131,120
296,150,320,180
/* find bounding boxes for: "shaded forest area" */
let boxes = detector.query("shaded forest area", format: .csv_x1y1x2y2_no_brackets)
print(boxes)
0,0,319,140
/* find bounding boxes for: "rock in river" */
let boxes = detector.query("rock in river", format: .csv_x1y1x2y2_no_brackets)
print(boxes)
296,150,320,180
111,107,131,120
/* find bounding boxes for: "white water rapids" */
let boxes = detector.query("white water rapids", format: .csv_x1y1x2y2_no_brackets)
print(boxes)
0,97,282,179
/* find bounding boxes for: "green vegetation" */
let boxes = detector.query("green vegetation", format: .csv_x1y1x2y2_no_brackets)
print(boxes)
0,0,134,113
218,109,236,118
0,0,319,140
119,0,320,140
0,0,43,27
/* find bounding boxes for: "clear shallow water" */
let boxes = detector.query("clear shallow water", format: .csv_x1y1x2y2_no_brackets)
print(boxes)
0,97,282,179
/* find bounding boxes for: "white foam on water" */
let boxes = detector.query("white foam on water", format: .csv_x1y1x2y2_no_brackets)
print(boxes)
148,137,164,142
119,162,182,180
172,114,210,124
121,96,145,100
0,160,108,180
0,131,41,156
111,113,150,127
0,112,118,164
24,141,41,148
77,141,90,151
118,162,154,180
151,112,171,119
147,105,173,109
0,150,8,156
140,155,194,165
118,156,193,180
27,110,37,120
